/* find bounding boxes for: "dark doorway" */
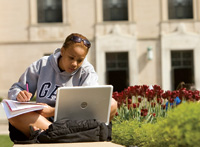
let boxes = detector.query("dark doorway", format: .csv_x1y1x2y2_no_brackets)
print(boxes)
107,70,128,92
173,68,193,89
106,52,129,92
171,50,194,90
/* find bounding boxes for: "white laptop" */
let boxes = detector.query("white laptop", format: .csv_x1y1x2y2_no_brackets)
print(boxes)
54,85,113,125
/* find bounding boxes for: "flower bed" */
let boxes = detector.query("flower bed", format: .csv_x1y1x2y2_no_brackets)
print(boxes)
111,85,200,147
112,85,200,122
112,102,200,147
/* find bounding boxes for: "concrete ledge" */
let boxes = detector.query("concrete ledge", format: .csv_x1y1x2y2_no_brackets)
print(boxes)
0,104,8,124
0,123,9,135
14,142,124,147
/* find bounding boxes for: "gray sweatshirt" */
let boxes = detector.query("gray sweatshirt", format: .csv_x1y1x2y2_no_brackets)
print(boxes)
8,48,98,107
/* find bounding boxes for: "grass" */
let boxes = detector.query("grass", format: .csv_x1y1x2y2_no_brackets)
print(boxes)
0,135,13,147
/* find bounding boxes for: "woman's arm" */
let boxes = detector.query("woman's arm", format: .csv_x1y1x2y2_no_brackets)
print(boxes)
8,58,45,101
109,98,118,121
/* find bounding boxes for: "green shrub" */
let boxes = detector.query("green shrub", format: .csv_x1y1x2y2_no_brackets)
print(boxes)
112,119,155,147
112,102,200,147
148,102,200,147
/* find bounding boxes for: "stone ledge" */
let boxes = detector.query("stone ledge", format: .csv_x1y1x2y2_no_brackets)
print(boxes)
0,119,8,124
0,123,9,134
14,142,124,147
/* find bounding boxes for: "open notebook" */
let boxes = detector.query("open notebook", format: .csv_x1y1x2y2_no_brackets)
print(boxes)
1,100,46,119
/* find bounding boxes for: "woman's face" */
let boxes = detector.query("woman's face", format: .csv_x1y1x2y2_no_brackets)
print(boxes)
59,46,88,73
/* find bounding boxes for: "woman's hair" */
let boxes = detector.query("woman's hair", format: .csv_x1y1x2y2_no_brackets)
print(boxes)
62,33,90,51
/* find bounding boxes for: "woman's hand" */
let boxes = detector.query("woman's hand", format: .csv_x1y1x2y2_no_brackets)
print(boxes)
36,103,55,118
17,90,32,102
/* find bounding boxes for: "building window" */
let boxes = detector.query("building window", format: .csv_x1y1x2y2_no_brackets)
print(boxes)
171,50,194,90
168,0,193,19
37,0,62,23
103,0,128,21
106,52,129,92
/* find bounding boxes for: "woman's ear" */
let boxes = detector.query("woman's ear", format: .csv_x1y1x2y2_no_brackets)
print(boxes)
60,47,65,56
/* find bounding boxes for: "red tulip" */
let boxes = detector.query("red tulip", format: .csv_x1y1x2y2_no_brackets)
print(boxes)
162,93,167,99
157,98,163,104
141,85,149,95
138,97,142,103
128,99,132,104
169,98,174,103
133,103,137,108
141,108,148,116
166,90,172,97
195,95,200,101
161,104,166,109
171,91,177,98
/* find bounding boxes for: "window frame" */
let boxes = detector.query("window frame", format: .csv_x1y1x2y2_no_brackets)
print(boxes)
95,0,134,23
37,0,63,23
168,0,193,19
102,0,128,21
30,0,68,25
161,0,199,21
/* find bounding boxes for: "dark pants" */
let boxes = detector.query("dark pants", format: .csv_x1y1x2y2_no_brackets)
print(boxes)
9,123,28,142
8,117,54,142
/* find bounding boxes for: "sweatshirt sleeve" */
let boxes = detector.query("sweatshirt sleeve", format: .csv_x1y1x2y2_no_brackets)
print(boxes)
8,58,43,100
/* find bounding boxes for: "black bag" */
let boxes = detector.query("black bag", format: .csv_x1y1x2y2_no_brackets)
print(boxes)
14,119,111,144
38,119,109,143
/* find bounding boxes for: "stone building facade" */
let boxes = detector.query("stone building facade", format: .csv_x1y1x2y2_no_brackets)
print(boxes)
0,0,200,97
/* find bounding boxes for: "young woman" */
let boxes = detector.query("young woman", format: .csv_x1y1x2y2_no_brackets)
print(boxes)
8,33,117,142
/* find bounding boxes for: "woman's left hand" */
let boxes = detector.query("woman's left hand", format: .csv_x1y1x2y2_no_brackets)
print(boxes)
36,103,55,118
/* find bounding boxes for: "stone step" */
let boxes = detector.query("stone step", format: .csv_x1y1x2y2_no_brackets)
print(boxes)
0,104,8,124
14,142,124,147
0,123,9,135
0,103,9,134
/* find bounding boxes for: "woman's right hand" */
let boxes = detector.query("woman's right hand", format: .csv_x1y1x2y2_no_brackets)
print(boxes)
36,103,55,118
17,90,32,102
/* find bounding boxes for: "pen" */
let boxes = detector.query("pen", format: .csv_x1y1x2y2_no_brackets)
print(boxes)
26,82,29,92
